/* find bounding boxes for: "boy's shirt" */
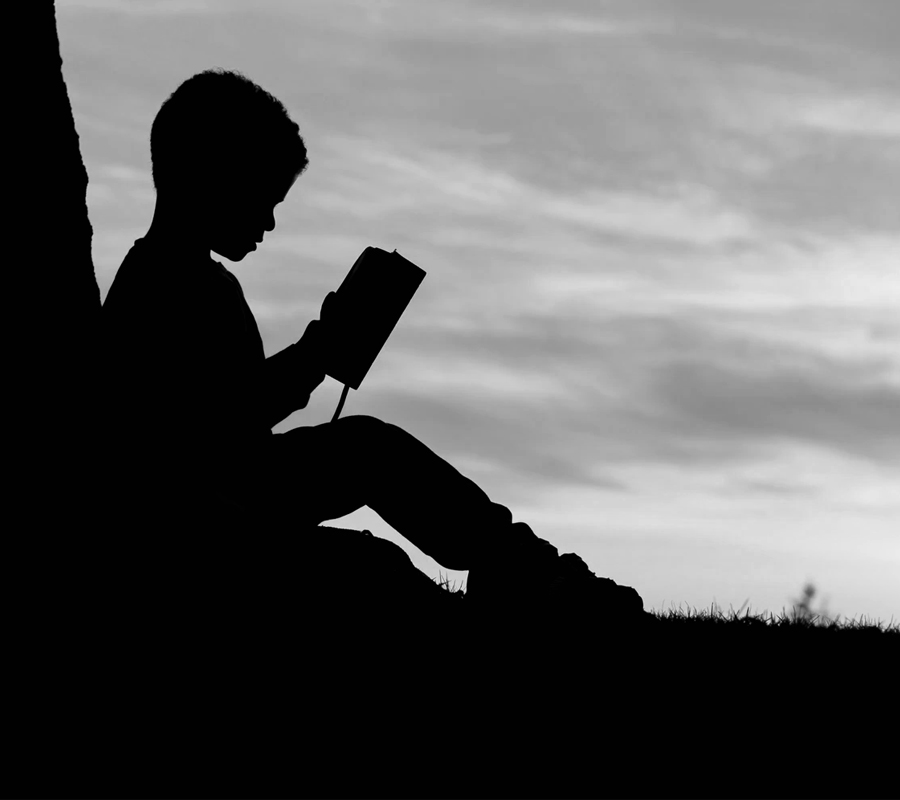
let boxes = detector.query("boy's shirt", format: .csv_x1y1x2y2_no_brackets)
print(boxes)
101,237,311,499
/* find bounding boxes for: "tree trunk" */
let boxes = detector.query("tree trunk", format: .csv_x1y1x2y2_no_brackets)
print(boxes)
11,1,100,531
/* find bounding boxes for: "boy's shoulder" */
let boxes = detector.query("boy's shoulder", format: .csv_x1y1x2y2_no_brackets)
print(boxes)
106,237,238,306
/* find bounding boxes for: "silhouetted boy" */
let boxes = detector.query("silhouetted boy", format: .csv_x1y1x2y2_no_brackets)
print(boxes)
101,68,635,611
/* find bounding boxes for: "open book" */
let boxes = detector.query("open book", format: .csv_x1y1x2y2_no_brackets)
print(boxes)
324,246,426,390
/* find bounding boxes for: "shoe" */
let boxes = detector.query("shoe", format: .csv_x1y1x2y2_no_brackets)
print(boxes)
463,530,558,610
467,545,648,624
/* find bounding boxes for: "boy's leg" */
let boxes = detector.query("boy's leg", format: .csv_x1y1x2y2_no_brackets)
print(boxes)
264,414,552,571
255,414,648,620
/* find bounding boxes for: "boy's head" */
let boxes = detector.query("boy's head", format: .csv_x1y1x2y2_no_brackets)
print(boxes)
150,68,308,261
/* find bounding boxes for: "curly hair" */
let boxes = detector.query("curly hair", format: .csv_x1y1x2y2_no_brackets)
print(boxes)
150,68,308,194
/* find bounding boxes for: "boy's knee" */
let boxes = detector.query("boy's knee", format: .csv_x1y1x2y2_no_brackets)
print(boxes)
335,414,388,445
337,414,383,428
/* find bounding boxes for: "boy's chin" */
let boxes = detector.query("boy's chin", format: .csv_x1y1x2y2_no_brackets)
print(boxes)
211,242,255,262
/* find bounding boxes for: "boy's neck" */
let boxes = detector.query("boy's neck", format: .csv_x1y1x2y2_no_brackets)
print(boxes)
144,197,212,263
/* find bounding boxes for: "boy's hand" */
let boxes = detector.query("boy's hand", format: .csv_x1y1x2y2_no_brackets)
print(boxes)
293,291,339,398
318,290,339,339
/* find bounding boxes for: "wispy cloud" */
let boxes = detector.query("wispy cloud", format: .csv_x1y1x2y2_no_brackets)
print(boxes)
300,135,758,246
58,0,215,15
652,357,900,464
784,94,900,139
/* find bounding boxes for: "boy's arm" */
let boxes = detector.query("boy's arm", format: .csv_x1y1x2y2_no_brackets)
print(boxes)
258,293,337,428
259,322,326,428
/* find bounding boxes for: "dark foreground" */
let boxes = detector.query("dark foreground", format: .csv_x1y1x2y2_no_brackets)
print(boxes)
6,527,896,799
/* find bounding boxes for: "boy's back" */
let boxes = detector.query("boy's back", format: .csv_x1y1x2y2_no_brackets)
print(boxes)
101,236,273,515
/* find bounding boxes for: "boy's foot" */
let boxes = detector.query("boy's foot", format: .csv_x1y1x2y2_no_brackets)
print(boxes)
465,533,650,625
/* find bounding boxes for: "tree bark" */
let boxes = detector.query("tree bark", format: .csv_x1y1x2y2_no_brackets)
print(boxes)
11,1,100,530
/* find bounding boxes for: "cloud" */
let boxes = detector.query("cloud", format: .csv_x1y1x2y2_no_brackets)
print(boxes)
790,95,900,139
653,358,900,464
540,186,756,246
353,385,629,508
58,0,215,14
298,135,759,247
85,164,155,211
256,1,643,41
356,306,900,472
100,164,152,183
420,9,638,39
86,181,115,207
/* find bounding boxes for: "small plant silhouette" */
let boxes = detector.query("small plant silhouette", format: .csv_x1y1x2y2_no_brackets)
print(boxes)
434,571,465,596
790,581,837,624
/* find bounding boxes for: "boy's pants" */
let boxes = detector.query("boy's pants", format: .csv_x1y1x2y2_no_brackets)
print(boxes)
255,414,544,571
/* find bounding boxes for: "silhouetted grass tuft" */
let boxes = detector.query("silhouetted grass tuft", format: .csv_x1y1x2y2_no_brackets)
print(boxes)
434,571,897,633
432,570,465,596
647,598,898,633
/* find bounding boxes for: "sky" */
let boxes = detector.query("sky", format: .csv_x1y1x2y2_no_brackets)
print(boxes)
57,0,900,623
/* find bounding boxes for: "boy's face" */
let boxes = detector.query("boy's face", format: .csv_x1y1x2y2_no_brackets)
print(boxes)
205,169,296,262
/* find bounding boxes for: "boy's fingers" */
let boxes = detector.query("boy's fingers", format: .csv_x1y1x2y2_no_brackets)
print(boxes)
321,291,337,319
